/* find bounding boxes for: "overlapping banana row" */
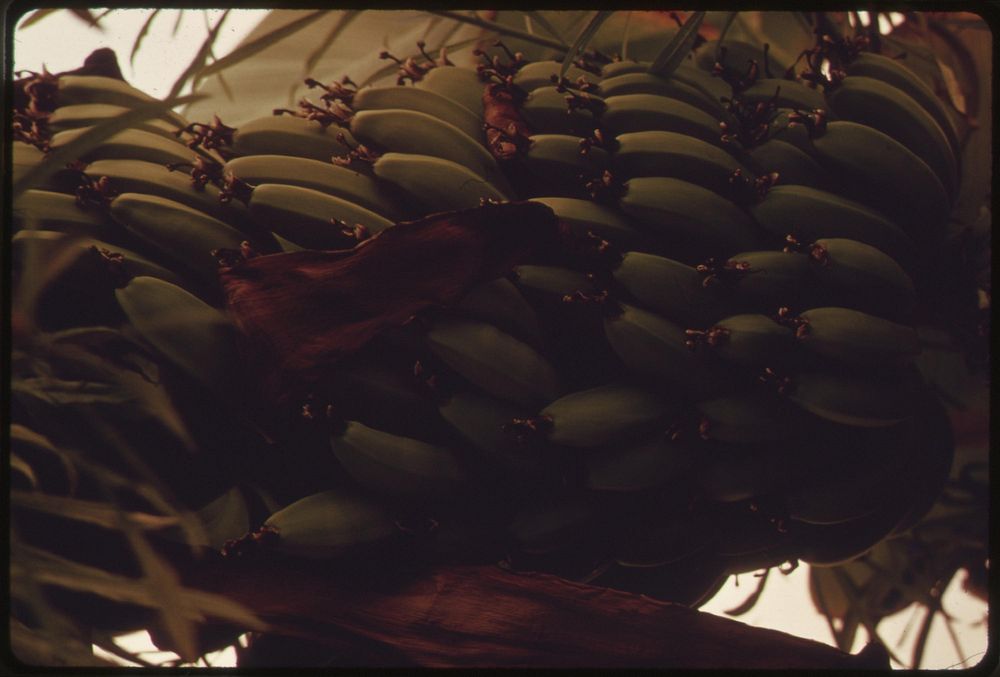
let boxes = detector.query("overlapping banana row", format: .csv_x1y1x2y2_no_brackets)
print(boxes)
11,32,962,610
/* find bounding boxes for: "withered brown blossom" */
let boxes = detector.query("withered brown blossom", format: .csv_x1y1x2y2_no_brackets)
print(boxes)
218,201,563,418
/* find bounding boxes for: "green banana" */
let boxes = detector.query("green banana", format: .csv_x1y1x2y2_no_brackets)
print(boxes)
513,60,596,92
415,65,484,115
510,264,593,301
222,154,408,221
795,307,920,365
80,158,249,228
54,74,189,128
807,120,950,238
438,390,540,475
585,434,696,492
723,249,813,311
825,76,959,200
456,277,543,346
845,51,961,158
603,303,698,391
13,189,117,240
424,316,562,408
247,183,394,250
114,275,241,397
351,84,484,141
13,142,47,186
261,490,398,559
536,382,675,448
697,313,798,367
46,102,184,140
372,152,509,212
601,60,650,78
739,78,827,112
619,177,761,255
597,73,726,117
229,114,356,162
48,126,207,168
695,442,791,503
612,251,729,327
695,393,804,443
601,94,728,149
807,238,916,319
519,134,609,196
611,130,754,199
527,196,641,247
747,138,833,191
520,86,601,136
786,371,916,428
749,184,917,271
696,39,791,76
109,192,247,282
330,421,466,500
12,229,190,295
348,108,510,191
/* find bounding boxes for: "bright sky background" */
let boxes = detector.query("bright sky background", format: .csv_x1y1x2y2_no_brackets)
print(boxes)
12,9,989,671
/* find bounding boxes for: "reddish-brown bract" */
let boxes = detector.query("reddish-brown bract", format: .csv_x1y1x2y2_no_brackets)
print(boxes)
219,202,561,412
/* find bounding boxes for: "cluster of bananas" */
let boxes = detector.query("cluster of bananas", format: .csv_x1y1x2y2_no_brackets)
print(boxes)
12,23,969,611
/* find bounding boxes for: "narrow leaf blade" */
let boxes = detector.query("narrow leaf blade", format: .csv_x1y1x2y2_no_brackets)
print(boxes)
130,9,162,66
648,11,706,77
560,11,613,79
197,9,326,79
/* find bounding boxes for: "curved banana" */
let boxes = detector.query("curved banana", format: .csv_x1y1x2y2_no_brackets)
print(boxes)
601,94,728,149
424,316,562,408
527,196,641,247
697,313,798,367
55,74,189,128
247,183,394,250
223,154,408,221
520,86,602,136
457,277,543,346
414,66,484,115
723,249,813,312
48,126,207,167
261,490,398,559
510,264,595,299
598,73,726,117
372,152,509,212
696,393,805,444
749,184,917,271
747,138,833,191
351,84,485,141
620,176,761,255
348,108,510,191
330,420,466,500
612,251,729,327
114,275,241,396
508,497,595,554
230,114,357,162
795,307,920,365
81,158,249,228
13,189,117,239
739,78,827,112
807,120,950,238
807,237,916,319
603,303,698,391
612,130,754,199
585,434,696,492
786,371,916,428
513,60,596,92
518,134,609,197
438,389,540,475
825,75,959,200
845,51,961,158
109,192,248,281
537,382,675,448
47,102,184,140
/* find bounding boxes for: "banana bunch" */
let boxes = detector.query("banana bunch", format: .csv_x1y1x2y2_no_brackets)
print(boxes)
11,15,980,614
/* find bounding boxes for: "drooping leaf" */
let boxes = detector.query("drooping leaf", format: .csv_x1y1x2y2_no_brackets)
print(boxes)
17,8,60,31
648,11,706,77
560,11,613,79
724,568,770,616
196,9,326,80
171,8,185,36
301,11,363,82
130,9,161,66
427,10,565,51
68,8,103,29
12,92,204,198
620,11,633,60
11,619,118,667
526,10,568,46
11,490,181,532
170,9,231,99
